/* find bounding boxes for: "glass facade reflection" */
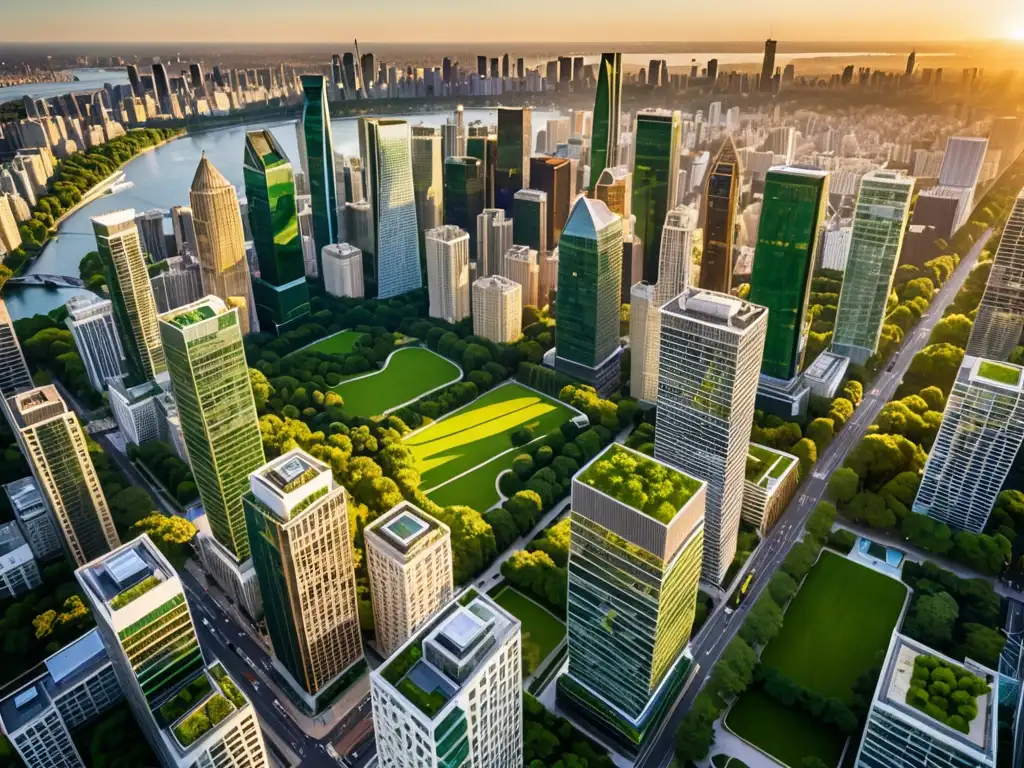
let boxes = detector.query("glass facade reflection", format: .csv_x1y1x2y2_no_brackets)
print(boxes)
495,108,531,215
631,111,681,283
300,75,338,279
589,53,622,193
699,137,741,295
444,156,485,260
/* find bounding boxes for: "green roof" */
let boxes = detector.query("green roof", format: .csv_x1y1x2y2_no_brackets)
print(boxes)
167,305,217,328
577,444,702,523
746,443,796,486
978,360,1021,386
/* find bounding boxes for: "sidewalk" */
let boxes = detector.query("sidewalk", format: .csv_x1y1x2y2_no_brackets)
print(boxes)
701,719,788,768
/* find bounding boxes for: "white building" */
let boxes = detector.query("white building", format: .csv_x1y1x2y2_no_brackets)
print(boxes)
820,226,853,271
471,275,522,343
64,295,126,393
108,376,166,446
425,225,471,323
322,242,365,298
629,282,658,403
938,136,989,188
502,244,539,307
477,208,513,279
4,477,61,562
0,521,41,600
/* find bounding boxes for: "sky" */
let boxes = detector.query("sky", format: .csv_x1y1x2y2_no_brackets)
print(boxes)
3,0,1024,44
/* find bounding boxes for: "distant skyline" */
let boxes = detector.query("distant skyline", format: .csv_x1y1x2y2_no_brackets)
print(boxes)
3,0,1024,45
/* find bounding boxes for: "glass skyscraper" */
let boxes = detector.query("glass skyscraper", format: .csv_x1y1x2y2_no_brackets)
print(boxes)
444,156,485,259
300,75,339,279
589,53,622,193
495,108,531,216
467,133,497,210
632,110,681,283
699,137,742,295
243,130,312,335
529,156,571,248
513,189,547,254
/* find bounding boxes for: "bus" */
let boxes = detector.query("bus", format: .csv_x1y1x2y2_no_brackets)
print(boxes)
730,569,756,609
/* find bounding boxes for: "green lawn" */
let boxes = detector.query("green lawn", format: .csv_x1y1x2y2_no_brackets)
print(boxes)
407,382,575,501
426,455,518,512
727,689,845,768
296,330,363,357
332,347,461,418
492,585,565,668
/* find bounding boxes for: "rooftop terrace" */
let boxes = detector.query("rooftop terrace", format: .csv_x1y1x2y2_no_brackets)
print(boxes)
79,537,171,607
367,502,445,557
745,443,797,488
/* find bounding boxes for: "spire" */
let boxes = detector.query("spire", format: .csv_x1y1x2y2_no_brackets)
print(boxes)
191,151,232,191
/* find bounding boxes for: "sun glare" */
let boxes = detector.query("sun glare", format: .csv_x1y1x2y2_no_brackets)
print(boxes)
1011,27,1024,41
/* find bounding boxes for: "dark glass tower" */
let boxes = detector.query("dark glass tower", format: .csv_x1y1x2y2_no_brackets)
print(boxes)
529,156,571,247
301,75,338,280
699,137,742,294
243,130,311,334
513,189,547,253
495,107,531,216
631,110,681,283
443,156,485,259
589,53,622,193
151,62,172,114
759,39,777,93
749,167,830,381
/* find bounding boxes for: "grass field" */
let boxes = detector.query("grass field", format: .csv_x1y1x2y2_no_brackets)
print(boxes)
726,552,907,767
407,382,576,506
332,347,461,418
492,585,565,671
295,330,363,357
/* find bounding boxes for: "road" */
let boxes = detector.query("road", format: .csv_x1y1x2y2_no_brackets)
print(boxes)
634,230,993,768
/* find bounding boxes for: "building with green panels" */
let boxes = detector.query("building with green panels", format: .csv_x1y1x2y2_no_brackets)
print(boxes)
558,444,705,753
466,134,497,209
495,107,531,216
631,110,681,283
589,53,622,193
749,166,830,381
529,155,571,247
554,197,623,396
513,188,547,254
242,129,311,335
443,156,485,259
300,74,338,280
699,137,742,295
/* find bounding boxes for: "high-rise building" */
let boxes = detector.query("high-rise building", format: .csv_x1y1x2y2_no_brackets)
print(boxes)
411,125,444,265
134,209,169,262
472,275,522,343
189,153,253,335
5,476,61,562
759,40,777,93
529,156,571,247
244,449,364,711
655,289,768,584
938,136,989,188
365,502,453,658
967,192,1024,361
590,53,622,191
699,137,742,294
300,75,338,279
632,110,681,282
77,536,268,768
512,189,548,255
466,133,497,209
371,590,522,767
425,226,471,323
595,165,632,220
559,443,705,750
91,209,167,383
443,156,485,258
831,171,915,365
243,130,311,334
358,118,422,298
159,297,265,615
495,107,532,215
912,357,1024,533
8,386,120,566
477,208,513,279
322,242,364,298
554,197,623,396
0,194,21,254
0,298,33,399
503,245,539,307
151,62,172,114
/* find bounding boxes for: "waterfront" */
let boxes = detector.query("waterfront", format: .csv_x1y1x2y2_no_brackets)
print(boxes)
0,68,130,105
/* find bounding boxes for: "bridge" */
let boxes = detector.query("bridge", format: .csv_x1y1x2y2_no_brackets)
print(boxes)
7,275,86,288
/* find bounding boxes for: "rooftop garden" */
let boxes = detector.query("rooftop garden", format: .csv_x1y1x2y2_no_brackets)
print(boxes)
458,589,479,607
173,693,235,748
110,575,161,610
209,664,245,709
168,305,216,328
745,444,796,486
157,673,212,726
291,486,328,518
978,360,1021,386
905,654,990,735
577,444,701,523
397,676,449,717
281,466,318,493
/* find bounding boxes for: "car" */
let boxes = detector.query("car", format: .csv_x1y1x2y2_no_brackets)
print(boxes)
201,618,209,627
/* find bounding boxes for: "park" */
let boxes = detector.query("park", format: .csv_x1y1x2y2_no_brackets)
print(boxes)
331,346,462,418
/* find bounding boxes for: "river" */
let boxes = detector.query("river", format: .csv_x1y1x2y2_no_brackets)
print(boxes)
0,68,131,105
4,107,562,320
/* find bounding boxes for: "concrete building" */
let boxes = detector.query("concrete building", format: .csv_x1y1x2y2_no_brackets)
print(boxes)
8,386,120,567
742,444,800,534
803,350,851,399
64,295,126,393
820,227,852,271
134,209,169,262
938,136,989,188
0,521,41,599
5,477,61,562
654,289,768,584
108,376,167,446
425,225,471,323
913,357,1024,533
539,248,559,308
0,298,33,399
503,245,539,308
477,208,513,279
150,257,204,314
410,125,444,248
371,590,522,767
472,275,522,343
244,450,364,712
0,193,21,253
322,242,365,298
365,502,453,658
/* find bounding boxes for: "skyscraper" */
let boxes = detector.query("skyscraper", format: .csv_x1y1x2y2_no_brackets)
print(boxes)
913,357,1024,533
443,156,485,258
300,75,339,279
632,110,681,282
466,133,497,209
759,40,777,93
322,242,364,299
512,189,548,255
966,191,1024,361
244,449,364,711
365,502,453,658
529,156,571,248
655,289,768,584
243,130,312,334
425,226,471,323
189,154,253,335
699,137,742,294
358,118,422,298
64,295,125,393
477,208,513,279
472,275,522,343
831,171,915,365
8,386,120,566
91,209,167,383
938,136,989,188
151,62,172,114
0,298,33,399
495,107,532,215
503,245,540,307
554,197,623,396
595,165,633,218
589,53,622,193
411,125,444,269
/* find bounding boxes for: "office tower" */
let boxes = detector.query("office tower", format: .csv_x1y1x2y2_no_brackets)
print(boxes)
331,54,343,88
126,64,143,97
5,476,61,562
361,52,375,89
749,167,829,382
912,357,1024,533
300,75,338,278
425,226,471,323
554,197,623,396
938,136,989,188
0,299,32,399
476,55,487,77
188,62,205,97
529,156,571,247
322,243,364,298
560,443,705,749
0,521,41,598
150,257,204,314
467,133,497,209
358,118,422,298
443,156,485,259
477,208,513,279
472,275,522,343
0,195,21,254
654,289,768,584
590,53,622,191
243,130,311,334
632,110,682,282
107,376,167,446
411,126,444,262
159,297,265,614
169,206,198,262
854,633,997,768
595,165,633,220
365,502,453,657
490,57,499,79
967,192,1024,361
188,154,252,335
8,387,119,566
78,536,268,768
244,450,364,711
503,245,539,307
495,107,532,215
989,116,1021,172
699,137,742,294
371,590,522,767
151,62,172,114
831,171,915,365
133,209,169,262
759,40,777,93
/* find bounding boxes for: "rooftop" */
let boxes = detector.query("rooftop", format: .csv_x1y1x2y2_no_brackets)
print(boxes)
245,129,288,169
367,502,446,558
90,208,138,229
7,386,68,429
804,351,851,384
249,448,334,521
974,359,1022,389
768,164,831,179
79,537,171,606
662,287,766,331
562,196,620,240
4,476,45,518
0,521,29,559
745,443,798,488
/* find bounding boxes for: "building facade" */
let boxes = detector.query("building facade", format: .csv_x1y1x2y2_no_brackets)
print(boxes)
5,476,61,562
512,189,547,256
443,157,485,260
0,521,41,600
741,444,800,534
64,295,125,393
477,208,513,278
425,226,471,323
411,125,444,260
322,242,365,298
0,298,32,400
529,156,571,248
300,75,339,277
472,275,522,343
503,245,539,308
699,137,741,294
495,107,532,215
589,52,622,192
632,110,681,283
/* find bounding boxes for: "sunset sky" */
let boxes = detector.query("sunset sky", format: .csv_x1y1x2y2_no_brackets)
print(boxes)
4,0,1024,44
